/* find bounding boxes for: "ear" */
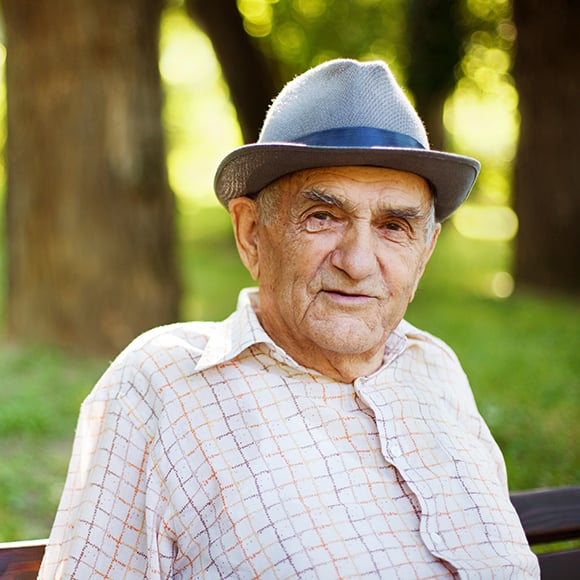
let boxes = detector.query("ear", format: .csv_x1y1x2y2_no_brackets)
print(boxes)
229,197,261,280
410,222,441,302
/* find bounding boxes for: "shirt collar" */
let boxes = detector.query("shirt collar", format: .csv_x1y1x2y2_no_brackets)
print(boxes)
195,288,274,372
196,287,408,376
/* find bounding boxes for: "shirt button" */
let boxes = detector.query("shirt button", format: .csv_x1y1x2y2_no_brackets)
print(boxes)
390,443,402,458
432,532,443,545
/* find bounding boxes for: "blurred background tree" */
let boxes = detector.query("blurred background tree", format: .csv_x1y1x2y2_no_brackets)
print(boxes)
512,0,580,295
405,0,465,151
185,0,277,142
1,0,180,355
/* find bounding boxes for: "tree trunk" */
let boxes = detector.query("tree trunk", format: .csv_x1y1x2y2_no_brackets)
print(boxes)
406,0,464,151
512,0,580,295
2,0,180,355
185,0,278,143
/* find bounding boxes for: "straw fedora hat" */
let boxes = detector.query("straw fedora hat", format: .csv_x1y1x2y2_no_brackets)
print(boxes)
214,58,480,222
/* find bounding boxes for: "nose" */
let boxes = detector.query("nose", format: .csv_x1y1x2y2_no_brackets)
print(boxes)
330,221,378,280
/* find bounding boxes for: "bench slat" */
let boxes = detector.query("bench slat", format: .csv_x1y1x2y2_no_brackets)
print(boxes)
0,540,47,580
537,548,580,580
510,486,580,544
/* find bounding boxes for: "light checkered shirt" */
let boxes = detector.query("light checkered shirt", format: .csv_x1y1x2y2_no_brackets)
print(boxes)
40,289,539,579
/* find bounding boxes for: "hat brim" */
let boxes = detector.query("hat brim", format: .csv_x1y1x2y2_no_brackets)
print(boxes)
214,143,480,222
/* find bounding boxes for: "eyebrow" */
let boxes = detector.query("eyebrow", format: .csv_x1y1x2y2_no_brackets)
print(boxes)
301,189,426,221
301,189,346,210
380,207,423,220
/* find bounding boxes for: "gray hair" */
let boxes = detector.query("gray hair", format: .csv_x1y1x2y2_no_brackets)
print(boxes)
424,191,438,245
252,181,281,225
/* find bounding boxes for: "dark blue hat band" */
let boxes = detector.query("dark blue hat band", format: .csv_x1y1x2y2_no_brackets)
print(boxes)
289,126,426,149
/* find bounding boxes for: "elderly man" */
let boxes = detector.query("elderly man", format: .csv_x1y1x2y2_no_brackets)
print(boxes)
40,59,539,578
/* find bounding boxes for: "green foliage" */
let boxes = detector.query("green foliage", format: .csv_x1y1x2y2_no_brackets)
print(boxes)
239,0,409,81
177,203,254,320
0,187,5,329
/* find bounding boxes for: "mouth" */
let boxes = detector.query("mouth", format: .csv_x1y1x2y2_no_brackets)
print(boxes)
322,289,377,303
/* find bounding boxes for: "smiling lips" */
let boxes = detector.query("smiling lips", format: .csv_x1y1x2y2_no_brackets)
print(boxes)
322,289,379,304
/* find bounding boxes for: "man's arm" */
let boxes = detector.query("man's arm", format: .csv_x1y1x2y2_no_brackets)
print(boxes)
38,375,169,578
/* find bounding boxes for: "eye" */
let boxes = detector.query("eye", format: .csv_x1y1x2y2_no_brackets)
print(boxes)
379,219,411,239
304,211,337,232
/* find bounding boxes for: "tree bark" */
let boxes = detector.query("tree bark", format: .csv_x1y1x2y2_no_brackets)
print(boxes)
406,0,464,151
512,0,580,295
185,0,278,143
2,0,180,354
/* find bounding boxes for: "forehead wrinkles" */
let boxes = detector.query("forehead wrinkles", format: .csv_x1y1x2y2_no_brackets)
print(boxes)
278,167,433,220
298,184,431,220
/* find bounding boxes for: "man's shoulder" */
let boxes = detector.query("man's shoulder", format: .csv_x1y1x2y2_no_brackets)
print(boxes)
76,319,234,438
126,320,219,357
393,319,483,420
89,320,227,399
398,318,460,363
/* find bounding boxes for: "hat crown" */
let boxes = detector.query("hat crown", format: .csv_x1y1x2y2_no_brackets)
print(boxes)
259,59,430,150
214,58,480,222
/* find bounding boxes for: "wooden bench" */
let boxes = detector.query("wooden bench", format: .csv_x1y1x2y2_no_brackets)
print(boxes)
1,486,579,579
0,538,46,580
510,485,580,579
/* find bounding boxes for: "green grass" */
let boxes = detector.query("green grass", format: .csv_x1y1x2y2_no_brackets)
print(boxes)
0,345,105,541
0,209,579,541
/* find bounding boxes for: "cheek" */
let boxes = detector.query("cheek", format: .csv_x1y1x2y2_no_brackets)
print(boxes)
379,249,425,293
260,225,338,294
257,234,306,297
282,234,330,277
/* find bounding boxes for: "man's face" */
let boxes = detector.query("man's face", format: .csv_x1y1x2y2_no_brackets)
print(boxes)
230,166,440,380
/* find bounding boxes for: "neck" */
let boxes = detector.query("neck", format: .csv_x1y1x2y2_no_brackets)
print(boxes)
302,350,385,383
261,320,386,383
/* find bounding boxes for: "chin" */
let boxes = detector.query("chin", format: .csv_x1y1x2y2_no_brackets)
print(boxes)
310,327,384,356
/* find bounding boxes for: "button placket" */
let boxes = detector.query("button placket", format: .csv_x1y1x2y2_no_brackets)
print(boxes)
356,379,408,469
357,379,454,560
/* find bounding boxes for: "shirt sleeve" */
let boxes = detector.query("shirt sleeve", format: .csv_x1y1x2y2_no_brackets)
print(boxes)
38,361,173,578
441,341,512,494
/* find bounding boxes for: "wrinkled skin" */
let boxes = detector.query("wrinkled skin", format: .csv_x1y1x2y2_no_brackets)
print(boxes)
230,166,440,382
